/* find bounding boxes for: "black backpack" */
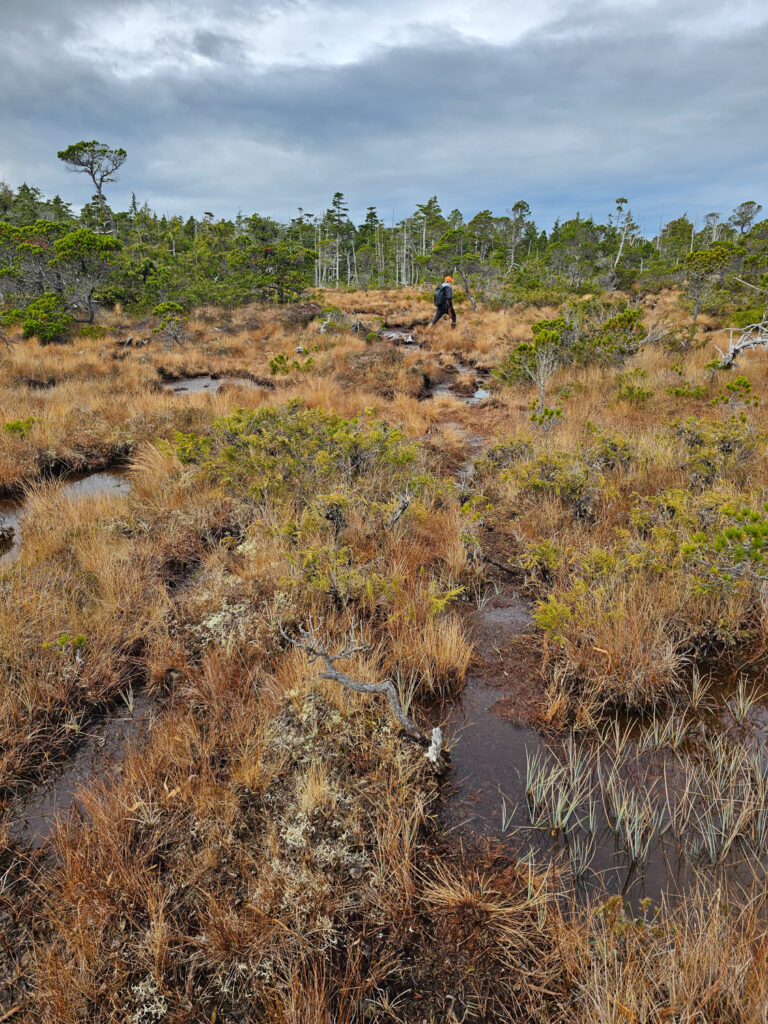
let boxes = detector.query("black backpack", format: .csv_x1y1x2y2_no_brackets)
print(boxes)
433,284,444,306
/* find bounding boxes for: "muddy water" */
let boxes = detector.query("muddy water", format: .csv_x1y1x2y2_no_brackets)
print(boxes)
164,374,223,393
7,692,156,850
0,468,131,566
441,586,768,906
164,375,264,394
426,360,492,406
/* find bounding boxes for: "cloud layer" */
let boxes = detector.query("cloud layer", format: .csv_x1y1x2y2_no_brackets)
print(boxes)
1,0,766,228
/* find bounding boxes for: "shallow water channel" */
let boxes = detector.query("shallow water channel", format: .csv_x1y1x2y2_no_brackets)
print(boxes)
425,359,492,406
0,468,130,566
7,691,156,850
164,374,262,394
442,584,768,908
2,465,143,848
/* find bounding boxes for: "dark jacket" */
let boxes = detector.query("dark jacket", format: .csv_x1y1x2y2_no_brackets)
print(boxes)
438,282,453,304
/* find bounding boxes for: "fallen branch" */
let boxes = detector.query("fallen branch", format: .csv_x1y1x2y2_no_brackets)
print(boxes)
733,276,768,296
280,619,443,763
712,316,768,368
387,485,413,529
482,553,519,576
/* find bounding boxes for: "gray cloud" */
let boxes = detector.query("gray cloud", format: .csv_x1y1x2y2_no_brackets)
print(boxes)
0,0,765,228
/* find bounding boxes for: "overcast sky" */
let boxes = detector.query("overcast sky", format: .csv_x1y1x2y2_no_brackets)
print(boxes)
1,0,766,230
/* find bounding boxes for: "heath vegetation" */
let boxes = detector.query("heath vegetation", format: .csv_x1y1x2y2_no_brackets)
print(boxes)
1,167,768,1020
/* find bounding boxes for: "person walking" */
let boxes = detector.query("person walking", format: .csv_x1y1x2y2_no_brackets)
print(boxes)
431,275,456,328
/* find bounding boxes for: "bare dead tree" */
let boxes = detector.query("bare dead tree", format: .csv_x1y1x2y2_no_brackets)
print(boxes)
713,316,768,369
527,344,561,410
280,619,443,763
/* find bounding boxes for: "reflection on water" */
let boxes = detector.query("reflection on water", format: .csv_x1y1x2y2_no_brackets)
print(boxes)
165,375,222,393
442,585,768,907
425,359,492,406
0,468,130,565
164,374,262,394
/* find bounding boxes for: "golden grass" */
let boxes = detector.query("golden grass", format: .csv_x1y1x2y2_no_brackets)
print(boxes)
3,288,768,1020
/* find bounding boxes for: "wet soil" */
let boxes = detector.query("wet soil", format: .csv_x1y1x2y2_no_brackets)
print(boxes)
442,559,768,905
440,586,694,905
424,358,492,406
441,586,544,837
5,692,157,850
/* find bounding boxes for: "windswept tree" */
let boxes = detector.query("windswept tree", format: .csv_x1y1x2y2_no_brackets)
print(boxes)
729,201,763,236
501,200,531,269
57,141,127,236
50,228,121,322
683,245,731,330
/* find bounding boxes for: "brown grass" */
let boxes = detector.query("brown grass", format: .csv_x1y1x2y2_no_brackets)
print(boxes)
2,287,768,1020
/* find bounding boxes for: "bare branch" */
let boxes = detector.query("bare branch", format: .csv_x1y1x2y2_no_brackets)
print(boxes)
712,316,768,368
387,485,413,529
733,277,768,295
280,619,444,763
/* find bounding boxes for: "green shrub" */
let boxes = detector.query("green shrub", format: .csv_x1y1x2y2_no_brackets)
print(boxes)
616,368,653,406
515,452,597,515
21,293,74,345
729,308,766,328
3,416,37,438
269,353,314,375
77,324,107,339
675,415,761,486
164,402,417,507
667,381,708,399
711,375,759,408
152,301,188,346
583,426,638,470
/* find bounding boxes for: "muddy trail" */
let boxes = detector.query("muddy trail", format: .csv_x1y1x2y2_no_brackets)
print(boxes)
424,357,492,406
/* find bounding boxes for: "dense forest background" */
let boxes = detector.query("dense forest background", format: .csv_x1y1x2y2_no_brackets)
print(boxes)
1,145,766,341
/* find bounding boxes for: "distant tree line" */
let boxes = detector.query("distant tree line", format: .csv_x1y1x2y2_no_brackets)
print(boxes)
1,141,766,343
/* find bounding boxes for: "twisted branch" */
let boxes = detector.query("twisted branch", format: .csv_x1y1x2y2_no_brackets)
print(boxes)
387,485,413,529
713,316,768,368
280,619,443,763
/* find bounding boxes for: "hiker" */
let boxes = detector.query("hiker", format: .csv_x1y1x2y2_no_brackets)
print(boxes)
431,275,456,328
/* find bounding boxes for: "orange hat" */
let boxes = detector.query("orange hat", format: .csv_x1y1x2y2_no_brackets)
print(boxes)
445,275,453,282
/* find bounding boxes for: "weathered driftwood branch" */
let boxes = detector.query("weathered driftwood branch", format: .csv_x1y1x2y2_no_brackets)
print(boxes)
281,619,443,763
387,486,412,529
713,316,768,368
